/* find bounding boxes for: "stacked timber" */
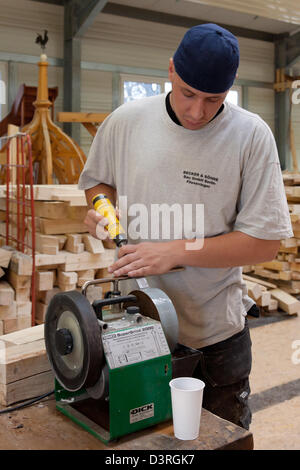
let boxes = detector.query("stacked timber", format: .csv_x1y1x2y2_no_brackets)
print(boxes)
243,274,300,316
0,185,116,331
243,172,300,315
0,324,53,406
0,248,32,334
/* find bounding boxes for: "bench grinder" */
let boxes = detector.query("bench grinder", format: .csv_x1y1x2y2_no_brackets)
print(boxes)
44,275,201,444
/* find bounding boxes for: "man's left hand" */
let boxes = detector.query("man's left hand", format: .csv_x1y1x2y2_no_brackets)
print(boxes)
107,241,177,277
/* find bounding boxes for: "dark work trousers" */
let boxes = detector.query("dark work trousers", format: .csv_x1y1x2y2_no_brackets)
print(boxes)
193,319,252,430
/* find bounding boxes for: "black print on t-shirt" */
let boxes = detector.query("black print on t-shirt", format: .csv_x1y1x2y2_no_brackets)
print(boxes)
183,171,219,188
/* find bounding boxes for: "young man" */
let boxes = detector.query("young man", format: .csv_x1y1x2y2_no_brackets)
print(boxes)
78,24,293,430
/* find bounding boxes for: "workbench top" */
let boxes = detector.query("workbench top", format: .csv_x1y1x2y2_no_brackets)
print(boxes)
0,397,253,451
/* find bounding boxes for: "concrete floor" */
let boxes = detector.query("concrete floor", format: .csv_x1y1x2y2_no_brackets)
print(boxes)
248,312,300,450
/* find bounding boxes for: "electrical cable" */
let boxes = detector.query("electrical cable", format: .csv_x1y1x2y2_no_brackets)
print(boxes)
0,390,55,415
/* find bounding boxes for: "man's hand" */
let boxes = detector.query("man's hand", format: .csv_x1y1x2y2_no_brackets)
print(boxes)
107,241,178,277
83,209,120,249
84,209,109,240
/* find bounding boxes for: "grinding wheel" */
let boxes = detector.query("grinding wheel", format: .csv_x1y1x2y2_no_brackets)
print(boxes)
44,290,104,392
126,288,179,352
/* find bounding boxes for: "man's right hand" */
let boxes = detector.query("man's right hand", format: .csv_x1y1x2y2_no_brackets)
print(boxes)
83,209,120,249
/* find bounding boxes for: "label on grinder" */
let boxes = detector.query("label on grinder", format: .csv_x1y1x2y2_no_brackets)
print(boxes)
102,323,170,369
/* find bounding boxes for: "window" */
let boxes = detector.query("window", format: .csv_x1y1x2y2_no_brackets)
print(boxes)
121,74,171,104
120,74,241,107
226,86,241,106
0,62,8,122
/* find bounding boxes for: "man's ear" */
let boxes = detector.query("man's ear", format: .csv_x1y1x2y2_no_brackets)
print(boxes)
168,58,175,81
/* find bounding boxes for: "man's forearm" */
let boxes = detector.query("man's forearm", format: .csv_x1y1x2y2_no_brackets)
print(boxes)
172,231,280,269
85,184,116,209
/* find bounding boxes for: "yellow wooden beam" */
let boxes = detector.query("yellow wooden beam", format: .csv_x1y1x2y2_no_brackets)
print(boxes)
57,112,109,123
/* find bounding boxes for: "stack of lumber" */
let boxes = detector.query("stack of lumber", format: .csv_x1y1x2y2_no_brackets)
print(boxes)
243,274,300,316
0,248,32,335
0,324,53,406
0,185,116,331
242,172,300,314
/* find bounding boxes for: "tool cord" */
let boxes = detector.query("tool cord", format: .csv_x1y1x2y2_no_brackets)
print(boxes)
0,390,55,415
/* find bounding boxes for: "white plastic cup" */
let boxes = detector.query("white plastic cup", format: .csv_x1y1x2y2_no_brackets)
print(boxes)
169,377,205,440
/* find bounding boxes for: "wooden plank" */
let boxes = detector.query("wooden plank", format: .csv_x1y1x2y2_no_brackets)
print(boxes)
65,234,84,254
0,302,17,320
34,252,67,267
266,299,278,311
15,287,31,302
0,247,13,268
279,270,292,281
37,287,60,305
36,270,54,291
7,271,31,289
26,185,83,201
60,249,115,272
256,292,271,307
242,274,277,289
290,262,300,272
3,318,18,334
57,112,109,123
0,324,45,345
35,301,48,324
82,234,104,254
269,288,300,314
16,301,31,317
0,370,54,406
0,281,14,306
77,269,95,287
245,280,264,301
30,217,87,235
256,260,290,272
254,267,280,280
58,271,78,286
9,252,33,275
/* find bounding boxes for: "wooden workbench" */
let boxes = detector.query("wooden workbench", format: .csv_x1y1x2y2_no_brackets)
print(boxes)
0,397,253,450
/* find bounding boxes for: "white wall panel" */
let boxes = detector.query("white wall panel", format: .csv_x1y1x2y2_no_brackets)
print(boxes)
0,0,287,161
80,70,112,155
83,13,275,83
248,87,275,133
0,0,63,58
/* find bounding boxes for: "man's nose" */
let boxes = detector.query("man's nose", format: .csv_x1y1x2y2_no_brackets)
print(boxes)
189,99,205,121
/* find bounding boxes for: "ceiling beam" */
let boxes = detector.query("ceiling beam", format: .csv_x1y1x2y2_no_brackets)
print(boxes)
30,0,279,42
75,0,109,38
64,0,108,39
29,0,63,5
102,3,276,42
286,32,300,67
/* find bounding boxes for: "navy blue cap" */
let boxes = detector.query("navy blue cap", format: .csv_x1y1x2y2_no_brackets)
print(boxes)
173,23,239,93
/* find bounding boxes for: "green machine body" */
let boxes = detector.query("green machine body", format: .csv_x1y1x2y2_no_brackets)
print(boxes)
44,277,201,444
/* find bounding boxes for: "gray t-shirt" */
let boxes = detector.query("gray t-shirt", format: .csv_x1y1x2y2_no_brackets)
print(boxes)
78,94,293,348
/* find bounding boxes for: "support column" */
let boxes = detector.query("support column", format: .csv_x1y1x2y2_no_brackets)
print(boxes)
274,39,290,170
63,0,108,144
7,61,18,111
241,85,248,110
112,72,121,110
63,0,81,143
